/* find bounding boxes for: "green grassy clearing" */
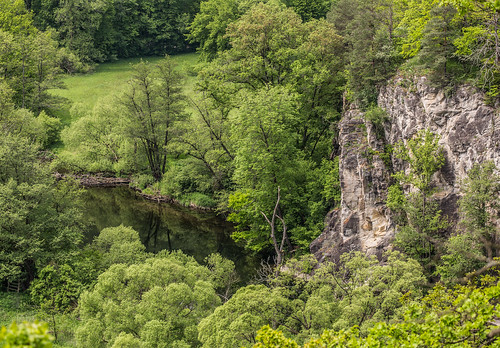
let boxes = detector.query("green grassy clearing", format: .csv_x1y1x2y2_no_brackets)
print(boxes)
0,292,37,327
50,52,200,128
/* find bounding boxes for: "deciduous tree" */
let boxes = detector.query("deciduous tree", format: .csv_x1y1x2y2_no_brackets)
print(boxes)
388,129,448,272
120,56,187,181
76,251,221,347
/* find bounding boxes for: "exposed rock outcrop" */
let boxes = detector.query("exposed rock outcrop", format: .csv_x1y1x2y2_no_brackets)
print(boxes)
311,76,500,262
381,77,500,184
311,110,394,263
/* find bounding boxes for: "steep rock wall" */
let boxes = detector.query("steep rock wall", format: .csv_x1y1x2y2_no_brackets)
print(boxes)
311,77,500,262
310,109,394,263
381,77,500,184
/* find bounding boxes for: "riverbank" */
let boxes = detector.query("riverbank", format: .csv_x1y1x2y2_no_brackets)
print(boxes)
54,173,215,212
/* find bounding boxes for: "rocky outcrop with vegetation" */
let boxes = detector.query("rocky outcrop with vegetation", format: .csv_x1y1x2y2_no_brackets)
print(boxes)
312,77,500,262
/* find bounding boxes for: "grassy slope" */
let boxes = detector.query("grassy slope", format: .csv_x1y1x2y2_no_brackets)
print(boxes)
51,53,200,128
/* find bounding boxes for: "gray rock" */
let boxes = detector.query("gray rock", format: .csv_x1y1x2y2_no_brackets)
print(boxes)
311,76,500,262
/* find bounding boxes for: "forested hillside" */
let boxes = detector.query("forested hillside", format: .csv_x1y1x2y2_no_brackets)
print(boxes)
0,0,499,347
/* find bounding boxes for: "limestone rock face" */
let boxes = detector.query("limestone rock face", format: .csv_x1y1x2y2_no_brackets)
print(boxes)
310,110,394,263
380,77,500,183
311,76,500,262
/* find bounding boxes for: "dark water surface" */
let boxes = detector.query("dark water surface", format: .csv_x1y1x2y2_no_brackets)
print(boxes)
81,186,260,281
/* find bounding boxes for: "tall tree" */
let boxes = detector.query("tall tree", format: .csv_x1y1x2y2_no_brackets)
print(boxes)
438,161,500,282
228,87,318,254
328,0,401,106
120,57,187,181
0,134,85,285
387,129,448,273
176,85,236,192
283,0,333,21
187,0,266,61
396,0,439,58
418,4,459,85
56,0,115,62
0,0,35,35
214,1,344,158
449,0,500,94
192,1,345,253
29,30,64,113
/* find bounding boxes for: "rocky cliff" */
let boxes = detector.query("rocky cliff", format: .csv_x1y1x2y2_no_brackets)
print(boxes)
311,76,500,262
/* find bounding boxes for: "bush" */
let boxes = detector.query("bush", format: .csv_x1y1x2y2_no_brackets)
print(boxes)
179,192,216,208
160,158,213,198
130,174,155,190
363,106,388,139
0,321,54,347
37,111,62,148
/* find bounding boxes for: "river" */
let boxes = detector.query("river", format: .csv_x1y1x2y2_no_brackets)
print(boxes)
81,186,261,282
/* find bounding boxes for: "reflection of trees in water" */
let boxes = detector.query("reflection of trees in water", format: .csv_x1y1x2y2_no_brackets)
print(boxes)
143,209,173,253
81,187,261,282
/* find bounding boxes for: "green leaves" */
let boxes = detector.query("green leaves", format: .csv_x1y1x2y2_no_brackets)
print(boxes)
121,56,188,181
30,264,83,315
438,161,500,282
393,129,444,193
253,277,500,347
395,0,500,93
60,56,188,179
198,285,290,347
0,27,66,115
396,0,439,58
198,251,425,346
196,1,345,254
76,252,221,347
188,0,264,61
0,321,54,348
0,136,85,283
0,0,35,35
390,130,447,271
329,0,401,106
93,225,147,269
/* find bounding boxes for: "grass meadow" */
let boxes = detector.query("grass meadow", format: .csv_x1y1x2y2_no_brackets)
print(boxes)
51,53,200,128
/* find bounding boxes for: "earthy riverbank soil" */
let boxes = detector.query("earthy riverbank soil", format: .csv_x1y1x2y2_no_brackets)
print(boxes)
54,173,213,211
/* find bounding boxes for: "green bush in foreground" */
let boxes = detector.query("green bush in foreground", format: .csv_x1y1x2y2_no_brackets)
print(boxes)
0,321,53,347
253,276,500,347
76,251,221,347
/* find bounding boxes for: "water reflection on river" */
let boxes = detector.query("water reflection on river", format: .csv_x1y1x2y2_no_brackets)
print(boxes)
81,186,260,282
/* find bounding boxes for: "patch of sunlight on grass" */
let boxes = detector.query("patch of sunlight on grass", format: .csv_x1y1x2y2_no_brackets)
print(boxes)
50,52,200,128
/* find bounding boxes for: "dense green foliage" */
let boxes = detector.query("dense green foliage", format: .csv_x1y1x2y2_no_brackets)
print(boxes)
29,0,201,62
0,85,85,285
76,251,222,347
58,1,345,255
199,251,425,346
187,0,267,61
328,0,402,105
388,130,448,272
1,0,500,347
438,161,500,282
0,1,73,115
254,276,500,347
0,321,53,347
120,57,188,180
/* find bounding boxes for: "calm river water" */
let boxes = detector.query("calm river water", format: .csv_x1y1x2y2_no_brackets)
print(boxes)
81,186,260,281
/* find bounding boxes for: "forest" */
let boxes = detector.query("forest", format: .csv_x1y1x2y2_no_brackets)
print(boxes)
0,0,500,346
